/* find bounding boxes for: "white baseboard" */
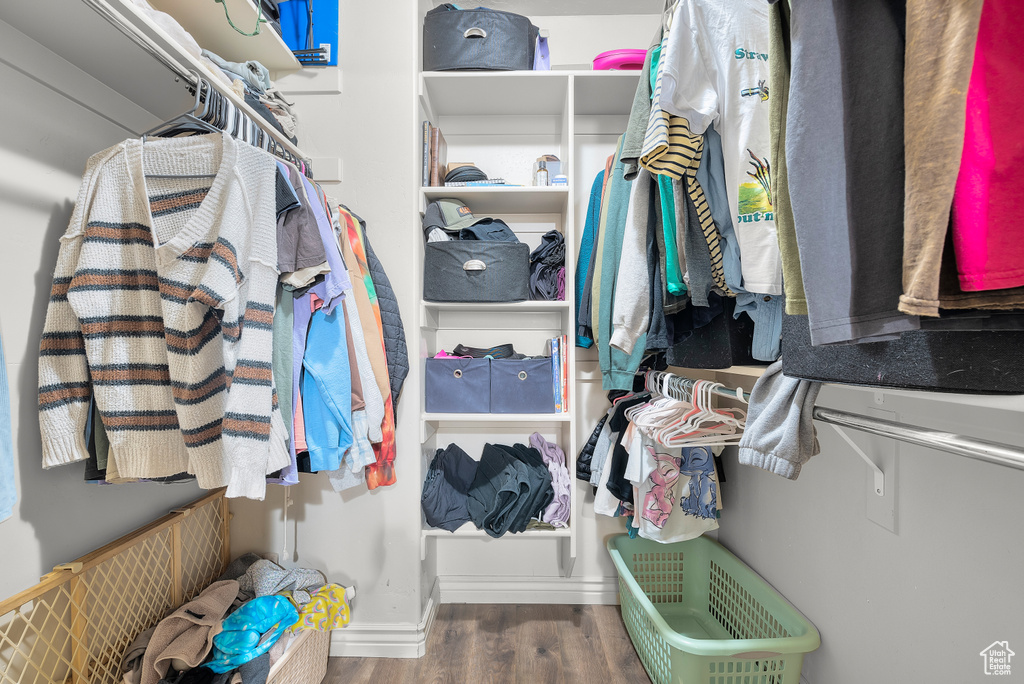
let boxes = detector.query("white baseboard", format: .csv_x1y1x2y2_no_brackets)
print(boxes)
438,575,619,605
329,578,440,658
328,575,618,658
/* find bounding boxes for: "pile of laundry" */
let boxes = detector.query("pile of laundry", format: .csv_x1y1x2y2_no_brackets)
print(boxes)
421,433,571,537
122,555,353,684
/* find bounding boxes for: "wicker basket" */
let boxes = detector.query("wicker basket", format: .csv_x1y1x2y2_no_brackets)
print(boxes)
0,489,329,684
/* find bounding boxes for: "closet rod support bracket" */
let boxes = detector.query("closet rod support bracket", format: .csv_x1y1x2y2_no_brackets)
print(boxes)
829,424,885,496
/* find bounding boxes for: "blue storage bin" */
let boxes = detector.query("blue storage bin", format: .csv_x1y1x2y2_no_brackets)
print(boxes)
489,358,555,413
424,358,490,413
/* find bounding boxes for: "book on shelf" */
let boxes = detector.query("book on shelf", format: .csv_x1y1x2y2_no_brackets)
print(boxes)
560,334,568,412
429,125,447,187
550,336,561,413
421,121,430,187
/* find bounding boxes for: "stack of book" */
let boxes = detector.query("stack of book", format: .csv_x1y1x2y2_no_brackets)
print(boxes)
549,335,568,413
421,121,447,187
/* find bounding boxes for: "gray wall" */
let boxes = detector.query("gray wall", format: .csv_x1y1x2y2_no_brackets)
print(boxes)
0,19,202,600
716,383,1024,683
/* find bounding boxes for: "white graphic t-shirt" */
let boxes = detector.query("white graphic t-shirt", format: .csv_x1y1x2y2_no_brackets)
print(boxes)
634,435,719,543
659,0,782,294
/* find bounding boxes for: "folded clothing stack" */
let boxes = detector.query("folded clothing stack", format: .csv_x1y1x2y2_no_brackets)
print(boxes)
529,230,566,301
421,434,571,537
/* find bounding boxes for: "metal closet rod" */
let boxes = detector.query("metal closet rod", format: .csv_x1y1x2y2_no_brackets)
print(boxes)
641,370,1024,474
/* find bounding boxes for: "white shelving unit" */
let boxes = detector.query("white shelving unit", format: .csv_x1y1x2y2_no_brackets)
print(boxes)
147,0,301,72
422,186,569,214
415,69,642,578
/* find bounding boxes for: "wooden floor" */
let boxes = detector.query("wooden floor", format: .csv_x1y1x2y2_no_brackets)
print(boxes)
326,604,651,683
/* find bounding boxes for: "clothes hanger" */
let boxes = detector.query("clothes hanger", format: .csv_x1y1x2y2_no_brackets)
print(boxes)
662,380,745,447
142,72,221,141
142,76,221,180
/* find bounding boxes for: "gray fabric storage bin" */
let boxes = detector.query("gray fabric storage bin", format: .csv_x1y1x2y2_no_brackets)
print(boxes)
490,358,555,413
423,6,539,71
425,358,490,413
424,241,530,302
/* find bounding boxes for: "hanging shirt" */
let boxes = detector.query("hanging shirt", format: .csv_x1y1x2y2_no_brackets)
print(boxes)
38,133,290,500
641,36,730,296
951,0,1024,293
660,0,782,295
301,303,353,473
697,124,782,361
635,434,719,543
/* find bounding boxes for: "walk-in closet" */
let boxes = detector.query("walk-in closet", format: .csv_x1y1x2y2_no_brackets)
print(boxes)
0,1,1022,682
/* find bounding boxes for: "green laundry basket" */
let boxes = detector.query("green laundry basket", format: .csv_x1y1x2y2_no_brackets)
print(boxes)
607,535,820,684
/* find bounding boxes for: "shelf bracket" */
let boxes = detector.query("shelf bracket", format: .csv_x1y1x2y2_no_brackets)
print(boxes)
830,424,885,497
421,419,436,444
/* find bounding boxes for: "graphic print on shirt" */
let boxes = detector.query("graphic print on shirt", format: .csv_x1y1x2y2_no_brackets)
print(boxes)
679,446,717,520
740,80,770,101
738,148,773,222
642,446,683,529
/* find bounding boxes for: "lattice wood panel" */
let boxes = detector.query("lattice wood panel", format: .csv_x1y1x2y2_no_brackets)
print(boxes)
0,490,228,684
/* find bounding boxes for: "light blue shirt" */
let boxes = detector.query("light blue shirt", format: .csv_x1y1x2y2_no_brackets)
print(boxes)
302,306,353,473
696,125,782,362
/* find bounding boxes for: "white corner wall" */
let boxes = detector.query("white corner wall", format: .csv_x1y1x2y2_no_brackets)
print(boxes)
532,14,660,69
0,19,203,600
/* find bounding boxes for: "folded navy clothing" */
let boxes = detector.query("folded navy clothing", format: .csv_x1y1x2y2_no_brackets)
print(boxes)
468,443,530,538
422,444,478,532
495,443,549,534
508,443,553,532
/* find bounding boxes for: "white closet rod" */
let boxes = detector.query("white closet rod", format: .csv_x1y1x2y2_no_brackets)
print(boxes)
641,370,1024,473
81,0,308,163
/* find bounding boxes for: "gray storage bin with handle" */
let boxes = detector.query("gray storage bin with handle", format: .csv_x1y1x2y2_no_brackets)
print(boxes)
423,5,539,71
490,358,555,413
425,357,491,413
424,241,530,302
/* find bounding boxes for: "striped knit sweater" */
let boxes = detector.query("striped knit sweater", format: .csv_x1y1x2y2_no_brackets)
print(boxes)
39,133,289,500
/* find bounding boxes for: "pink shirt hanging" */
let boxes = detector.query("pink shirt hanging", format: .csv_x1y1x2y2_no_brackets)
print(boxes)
951,0,1024,292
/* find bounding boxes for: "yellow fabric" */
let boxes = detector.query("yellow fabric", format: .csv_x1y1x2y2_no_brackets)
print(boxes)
285,584,351,632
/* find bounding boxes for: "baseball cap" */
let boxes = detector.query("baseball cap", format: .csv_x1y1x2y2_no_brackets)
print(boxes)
423,198,480,238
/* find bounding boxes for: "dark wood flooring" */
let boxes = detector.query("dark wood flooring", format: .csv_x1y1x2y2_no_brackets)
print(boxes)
326,604,651,683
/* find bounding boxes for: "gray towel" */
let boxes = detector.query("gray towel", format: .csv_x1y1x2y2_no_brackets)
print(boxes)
738,360,822,480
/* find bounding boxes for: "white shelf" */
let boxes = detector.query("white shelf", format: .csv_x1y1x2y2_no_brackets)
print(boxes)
714,365,771,379
96,0,309,162
422,71,570,117
422,70,645,119
422,300,570,314
422,186,569,215
422,523,571,538
422,413,572,423
147,0,300,73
